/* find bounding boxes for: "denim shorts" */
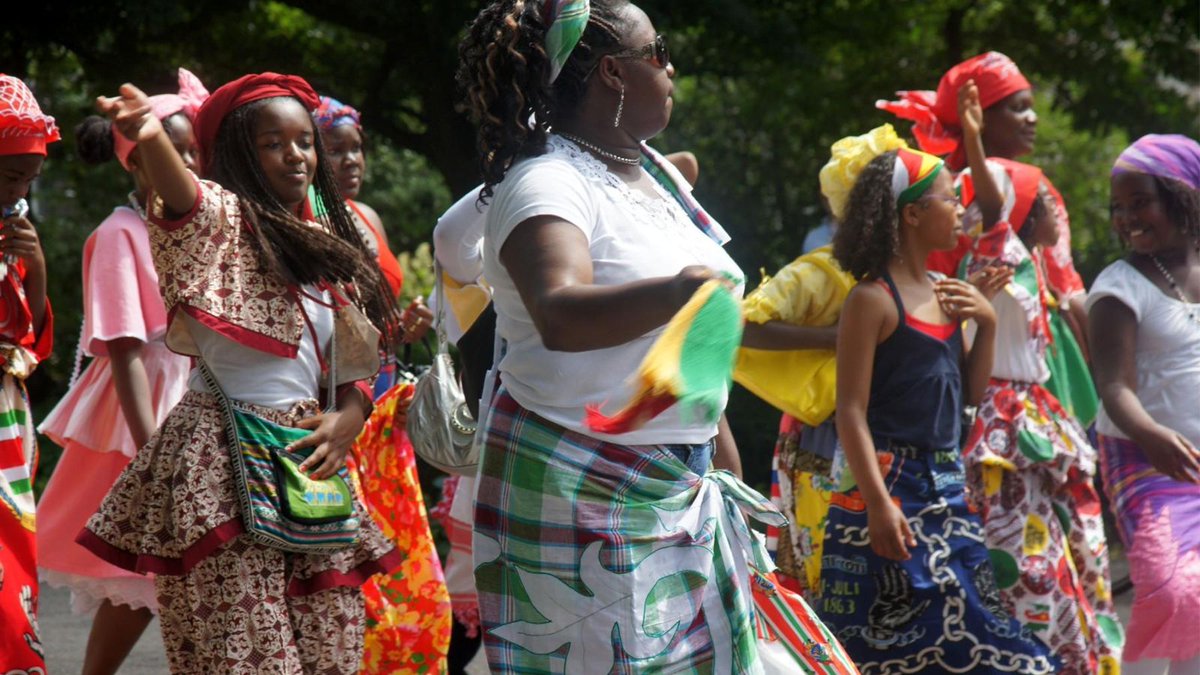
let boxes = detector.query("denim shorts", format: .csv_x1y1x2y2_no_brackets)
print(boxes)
663,440,715,475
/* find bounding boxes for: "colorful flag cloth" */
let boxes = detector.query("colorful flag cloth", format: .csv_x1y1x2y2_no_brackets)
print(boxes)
586,279,742,434
347,382,452,674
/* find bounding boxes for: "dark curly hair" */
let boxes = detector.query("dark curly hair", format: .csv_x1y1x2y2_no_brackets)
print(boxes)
207,97,401,348
456,0,631,202
833,151,904,280
1154,174,1200,244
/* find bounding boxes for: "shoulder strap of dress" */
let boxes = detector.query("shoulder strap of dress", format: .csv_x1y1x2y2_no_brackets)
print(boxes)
879,271,907,325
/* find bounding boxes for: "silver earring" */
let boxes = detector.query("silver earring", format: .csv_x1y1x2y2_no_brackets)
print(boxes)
613,84,624,128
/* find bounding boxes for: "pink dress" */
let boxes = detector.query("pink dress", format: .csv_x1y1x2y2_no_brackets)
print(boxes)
37,205,190,614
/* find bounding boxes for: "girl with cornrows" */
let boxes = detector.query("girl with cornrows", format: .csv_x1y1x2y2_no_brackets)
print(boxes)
821,136,1058,672
1089,135,1200,675
37,67,205,675
80,73,404,673
458,1,853,672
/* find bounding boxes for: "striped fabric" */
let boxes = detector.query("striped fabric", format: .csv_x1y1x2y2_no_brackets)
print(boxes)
640,143,730,246
225,405,360,551
474,389,856,673
0,373,43,673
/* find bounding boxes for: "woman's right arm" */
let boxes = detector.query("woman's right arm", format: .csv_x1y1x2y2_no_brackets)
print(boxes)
96,84,196,216
499,215,712,352
959,80,1003,230
836,284,915,561
1090,296,1200,483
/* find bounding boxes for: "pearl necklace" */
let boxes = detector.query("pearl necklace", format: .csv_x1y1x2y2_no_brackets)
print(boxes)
559,133,641,166
1150,254,1200,325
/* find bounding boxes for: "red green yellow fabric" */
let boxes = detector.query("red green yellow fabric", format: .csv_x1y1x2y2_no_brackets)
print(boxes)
586,279,742,434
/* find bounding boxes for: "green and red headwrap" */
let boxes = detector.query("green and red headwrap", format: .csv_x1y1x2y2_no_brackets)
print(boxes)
892,147,945,208
543,0,590,84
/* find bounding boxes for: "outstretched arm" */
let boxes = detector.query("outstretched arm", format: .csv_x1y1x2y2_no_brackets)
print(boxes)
741,321,837,350
96,84,196,217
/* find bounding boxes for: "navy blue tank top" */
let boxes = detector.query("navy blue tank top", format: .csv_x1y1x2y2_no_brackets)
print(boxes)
866,273,963,450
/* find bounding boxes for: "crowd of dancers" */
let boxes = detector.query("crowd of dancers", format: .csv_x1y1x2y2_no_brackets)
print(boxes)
1,0,1198,673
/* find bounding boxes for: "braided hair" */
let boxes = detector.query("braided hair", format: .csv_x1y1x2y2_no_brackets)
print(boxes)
457,0,631,202
206,97,400,347
833,151,904,280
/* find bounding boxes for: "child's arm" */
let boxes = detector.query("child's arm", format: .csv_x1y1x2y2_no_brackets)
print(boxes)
935,277,997,406
712,414,743,477
836,284,915,561
741,320,837,350
107,337,158,449
959,79,1003,230
1091,297,1200,483
96,85,196,216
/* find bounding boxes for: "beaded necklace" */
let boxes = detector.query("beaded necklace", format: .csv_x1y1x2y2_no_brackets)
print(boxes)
1150,254,1200,326
559,133,640,166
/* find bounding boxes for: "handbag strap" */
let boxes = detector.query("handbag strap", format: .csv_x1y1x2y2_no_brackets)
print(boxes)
431,259,450,356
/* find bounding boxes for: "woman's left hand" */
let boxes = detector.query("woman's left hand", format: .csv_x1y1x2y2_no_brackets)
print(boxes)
289,406,367,479
966,264,1013,301
0,213,45,268
935,278,996,326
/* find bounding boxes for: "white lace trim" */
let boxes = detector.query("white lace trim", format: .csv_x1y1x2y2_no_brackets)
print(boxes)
40,569,159,616
546,135,711,258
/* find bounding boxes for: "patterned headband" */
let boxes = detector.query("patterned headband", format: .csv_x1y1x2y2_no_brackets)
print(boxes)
1112,134,1200,191
543,0,591,84
893,147,945,208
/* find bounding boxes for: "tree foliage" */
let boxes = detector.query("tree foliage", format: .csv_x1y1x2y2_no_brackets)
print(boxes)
5,0,1196,491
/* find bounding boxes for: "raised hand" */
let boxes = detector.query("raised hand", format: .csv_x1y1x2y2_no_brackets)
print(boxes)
958,78,983,141
95,83,161,145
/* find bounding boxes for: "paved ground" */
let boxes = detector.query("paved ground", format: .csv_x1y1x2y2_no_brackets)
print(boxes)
40,556,1132,673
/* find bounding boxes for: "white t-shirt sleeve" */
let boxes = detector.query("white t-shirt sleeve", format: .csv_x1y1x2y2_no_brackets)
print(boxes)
488,157,597,251
433,186,488,285
1087,261,1143,322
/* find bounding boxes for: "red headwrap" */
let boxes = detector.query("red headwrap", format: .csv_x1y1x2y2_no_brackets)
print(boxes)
193,72,320,176
0,75,61,156
877,52,1031,170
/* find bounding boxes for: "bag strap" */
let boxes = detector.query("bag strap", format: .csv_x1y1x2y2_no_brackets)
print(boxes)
431,259,450,357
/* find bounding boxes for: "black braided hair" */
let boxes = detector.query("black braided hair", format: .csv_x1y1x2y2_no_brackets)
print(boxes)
457,0,631,202
206,97,400,348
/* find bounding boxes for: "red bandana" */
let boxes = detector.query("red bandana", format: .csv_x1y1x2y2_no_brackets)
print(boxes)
193,72,320,176
877,52,1031,170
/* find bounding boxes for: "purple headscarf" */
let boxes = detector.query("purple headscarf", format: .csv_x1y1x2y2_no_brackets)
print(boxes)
1112,134,1200,191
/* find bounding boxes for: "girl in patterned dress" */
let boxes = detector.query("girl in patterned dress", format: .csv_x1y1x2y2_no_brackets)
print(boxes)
820,140,1057,673
0,72,58,675
80,73,404,673
37,68,205,675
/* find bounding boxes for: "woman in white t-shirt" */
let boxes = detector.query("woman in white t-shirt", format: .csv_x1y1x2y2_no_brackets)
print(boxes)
454,2,855,673
1088,134,1200,675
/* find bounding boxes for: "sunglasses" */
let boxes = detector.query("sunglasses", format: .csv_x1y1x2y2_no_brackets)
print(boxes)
612,33,670,69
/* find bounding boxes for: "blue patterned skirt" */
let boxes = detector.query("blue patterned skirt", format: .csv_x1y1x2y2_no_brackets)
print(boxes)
817,441,1058,674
